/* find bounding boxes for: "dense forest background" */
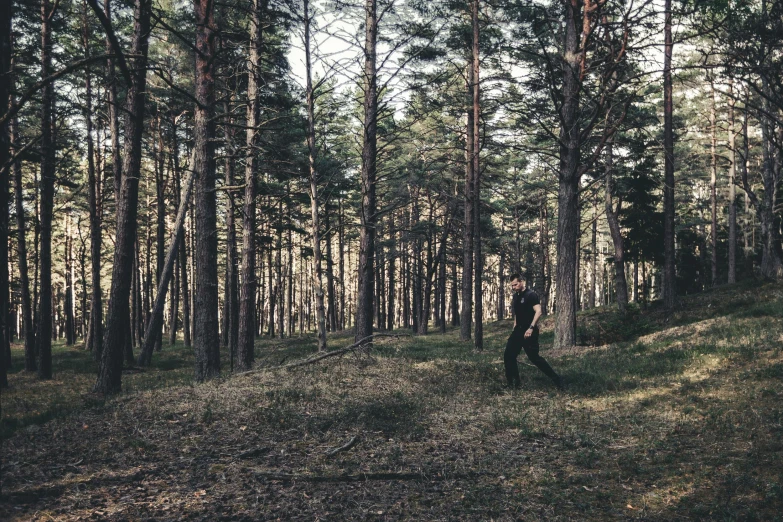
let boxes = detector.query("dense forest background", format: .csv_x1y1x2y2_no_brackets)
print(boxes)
1,0,782,391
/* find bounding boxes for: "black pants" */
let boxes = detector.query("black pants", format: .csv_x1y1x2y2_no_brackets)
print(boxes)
504,327,559,387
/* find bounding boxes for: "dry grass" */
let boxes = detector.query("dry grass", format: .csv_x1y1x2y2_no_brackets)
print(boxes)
1,281,782,521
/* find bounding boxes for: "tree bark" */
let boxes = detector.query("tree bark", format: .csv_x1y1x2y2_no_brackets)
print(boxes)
12,114,35,371
65,214,75,345
460,61,474,342
553,0,581,349
355,0,377,345
222,101,238,366
727,83,737,284
82,9,103,357
192,0,220,381
137,155,197,366
662,0,677,308
154,117,166,351
0,0,10,388
304,0,327,350
94,0,152,395
709,78,718,287
605,140,628,313
36,0,57,379
471,0,482,350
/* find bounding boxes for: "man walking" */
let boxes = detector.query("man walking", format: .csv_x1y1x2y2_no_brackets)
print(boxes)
504,271,563,389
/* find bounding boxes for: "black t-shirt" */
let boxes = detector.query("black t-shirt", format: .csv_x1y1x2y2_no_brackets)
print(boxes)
513,288,540,330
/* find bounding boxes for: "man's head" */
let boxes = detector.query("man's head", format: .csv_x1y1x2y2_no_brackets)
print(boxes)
509,272,527,293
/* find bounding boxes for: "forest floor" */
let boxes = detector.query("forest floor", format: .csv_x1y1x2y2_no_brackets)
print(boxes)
1,280,782,521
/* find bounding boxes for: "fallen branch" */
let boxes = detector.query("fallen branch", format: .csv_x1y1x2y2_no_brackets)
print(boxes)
254,471,428,483
324,435,359,457
236,333,411,375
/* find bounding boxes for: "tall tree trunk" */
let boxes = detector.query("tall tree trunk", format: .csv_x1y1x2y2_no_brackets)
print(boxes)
222,101,238,367
386,212,395,331
727,83,737,284
36,0,57,379
0,0,10,388
450,257,459,326
757,75,783,279
338,198,346,330
174,121,191,348
662,0,677,308
192,0,220,381
155,117,165,351
497,225,505,321
82,9,103,357
65,214,75,345
94,0,152,395
605,141,628,313
325,210,338,332
461,61,474,342
12,114,35,371
137,158,197,366
472,0,482,350
355,0,377,345
709,78,718,287
589,199,597,308
105,0,121,199
304,0,327,351
553,0,581,349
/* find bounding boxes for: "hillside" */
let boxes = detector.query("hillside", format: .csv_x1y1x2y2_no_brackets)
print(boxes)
1,281,782,521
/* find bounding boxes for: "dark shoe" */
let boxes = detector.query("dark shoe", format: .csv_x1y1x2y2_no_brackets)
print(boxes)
554,375,565,390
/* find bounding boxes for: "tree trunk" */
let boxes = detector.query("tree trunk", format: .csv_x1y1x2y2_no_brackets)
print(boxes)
36,0,57,379
325,210,338,332
137,155,197,366
155,117,166,351
461,61,474,342
605,141,628,313
94,0,152,395
472,0,482,350
222,101,238,367
662,0,677,308
589,199,597,308
12,114,35,371
355,0,377,344
192,0,220,381
553,0,581,349
727,83,737,284
757,77,783,279
539,200,549,314
65,214,75,345
303,0,327,350
709,78,718,287
82,10,103,357
0,0,10,388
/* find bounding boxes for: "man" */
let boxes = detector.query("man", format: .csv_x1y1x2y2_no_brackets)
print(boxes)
504,271,563,389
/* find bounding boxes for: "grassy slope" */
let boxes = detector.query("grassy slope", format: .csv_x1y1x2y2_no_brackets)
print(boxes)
1,281,781,521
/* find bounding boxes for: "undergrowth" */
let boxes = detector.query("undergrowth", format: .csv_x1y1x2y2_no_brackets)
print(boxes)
1,280,781,521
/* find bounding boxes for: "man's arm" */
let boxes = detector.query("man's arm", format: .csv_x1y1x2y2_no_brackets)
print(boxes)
525,304,542,338
529,304,542,329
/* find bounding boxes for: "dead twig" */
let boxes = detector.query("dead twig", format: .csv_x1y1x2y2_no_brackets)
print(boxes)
236,333,411,375
324,435,360,457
